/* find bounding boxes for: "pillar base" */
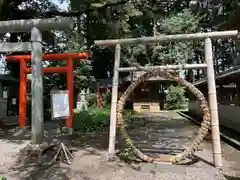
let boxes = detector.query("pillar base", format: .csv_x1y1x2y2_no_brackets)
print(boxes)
108,153,117,162
68,128,73,135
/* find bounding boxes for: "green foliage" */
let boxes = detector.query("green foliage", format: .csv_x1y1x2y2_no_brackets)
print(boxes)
73,107,110,133
73,106,134,133
102,91,111,106
87,93,98,108
122,8,203,69
118,140,135,163
74,60,95,90
152,9,202,65
0,176,7,180
161,9,201,34
165,85,186,110
86,91,111,109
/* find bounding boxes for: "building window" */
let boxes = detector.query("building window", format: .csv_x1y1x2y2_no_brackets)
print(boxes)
2,86,8,99
141,104,150,110
141,88,149,92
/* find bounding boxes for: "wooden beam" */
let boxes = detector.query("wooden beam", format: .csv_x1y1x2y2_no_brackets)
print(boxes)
24,67,68,74
6,53,88,61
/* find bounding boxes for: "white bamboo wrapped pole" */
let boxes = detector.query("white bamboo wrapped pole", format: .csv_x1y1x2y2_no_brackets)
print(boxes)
95,31,238,46
118,63,207,72
205,38,222,168
108,44,121,160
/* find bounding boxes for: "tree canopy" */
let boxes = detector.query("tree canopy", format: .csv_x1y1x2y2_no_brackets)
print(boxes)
0,0,239,87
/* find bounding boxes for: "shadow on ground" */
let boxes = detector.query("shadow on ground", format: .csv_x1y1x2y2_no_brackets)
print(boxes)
225,175,240,180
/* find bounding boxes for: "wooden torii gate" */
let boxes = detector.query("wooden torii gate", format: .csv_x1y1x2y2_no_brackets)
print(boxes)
6,53,88,131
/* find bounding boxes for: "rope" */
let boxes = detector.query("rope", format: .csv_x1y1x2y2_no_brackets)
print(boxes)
116,68,211,163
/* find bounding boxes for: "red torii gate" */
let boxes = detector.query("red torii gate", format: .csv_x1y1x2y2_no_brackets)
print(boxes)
6,53,88,129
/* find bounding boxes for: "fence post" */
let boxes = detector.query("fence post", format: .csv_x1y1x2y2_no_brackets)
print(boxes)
108,44,121,160
204,37,222,168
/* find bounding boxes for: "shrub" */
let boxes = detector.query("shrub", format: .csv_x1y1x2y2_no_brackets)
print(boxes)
73,107,110,133
73,106,135,133
102,91,111,106
87,93,98,108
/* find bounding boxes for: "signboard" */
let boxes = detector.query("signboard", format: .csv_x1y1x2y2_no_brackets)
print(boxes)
3,90,7,99
51,90,70,120
12,98,16,105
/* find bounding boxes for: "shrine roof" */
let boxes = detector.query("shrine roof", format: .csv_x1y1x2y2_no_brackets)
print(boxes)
194,65,240,86
97,71,168,88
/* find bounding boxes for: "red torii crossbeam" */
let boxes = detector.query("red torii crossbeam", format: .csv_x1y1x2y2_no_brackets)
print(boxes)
6,53,88,129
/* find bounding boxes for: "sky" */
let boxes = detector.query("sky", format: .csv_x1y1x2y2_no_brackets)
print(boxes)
51,0,69,11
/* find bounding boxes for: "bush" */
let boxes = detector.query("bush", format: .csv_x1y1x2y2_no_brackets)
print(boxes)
87,93,98,108
73,107,110,133
86,91,111,108
73,106,135,133
102,91,111,106
165,85,186,110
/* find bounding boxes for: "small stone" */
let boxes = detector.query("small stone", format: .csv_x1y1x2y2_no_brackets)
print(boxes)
130,163,141,171
117,162,125,167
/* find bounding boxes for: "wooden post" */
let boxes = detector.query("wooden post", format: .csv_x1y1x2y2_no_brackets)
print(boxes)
19,59,27,128
31,27,44,144
67,58,74,134
205,38,222,168
108,44,121,160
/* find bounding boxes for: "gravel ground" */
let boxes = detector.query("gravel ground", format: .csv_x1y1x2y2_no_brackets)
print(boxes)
0,138,30,178
0,112,239,180
67,112,237,180
68,149,227,180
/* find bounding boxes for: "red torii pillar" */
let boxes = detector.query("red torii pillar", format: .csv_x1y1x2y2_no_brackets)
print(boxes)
6,53,88,129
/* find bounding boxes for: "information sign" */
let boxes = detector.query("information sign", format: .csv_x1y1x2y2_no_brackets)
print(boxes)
51,90,70,119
